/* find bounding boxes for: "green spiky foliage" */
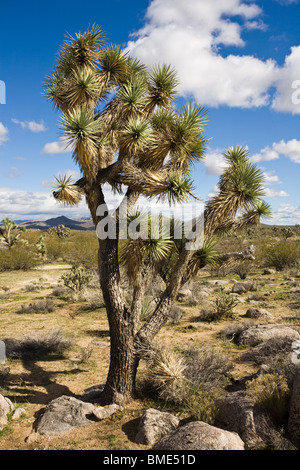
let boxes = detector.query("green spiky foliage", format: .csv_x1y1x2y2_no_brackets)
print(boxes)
0,218,26,248
45,26,271,406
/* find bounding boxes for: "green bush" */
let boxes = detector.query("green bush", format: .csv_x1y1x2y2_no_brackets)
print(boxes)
0,245,39,271
261,241,300,271
246,373,290,425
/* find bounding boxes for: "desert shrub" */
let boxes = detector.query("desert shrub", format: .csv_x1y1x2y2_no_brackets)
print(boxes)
45,237,66,261
169,305,183,324
183,346,233,392
24,283,40,292
61,265,93,292
184,388,220,424
262,241,300,272
76,345,93,364
0,365,10,388
17,299,55,314
196,288,239,322
138,341,187,404
213,288,239,318
2,328,74,359
241,337,295,365
246,373,289,424
230,260,254,280
138,343,231,424
0,245,39,271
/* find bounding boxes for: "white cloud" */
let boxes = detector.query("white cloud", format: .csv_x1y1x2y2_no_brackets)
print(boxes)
126,0,280,109
0,187,89,220
125,0,300,113
250,146,280,163
42,137,74,154
12,119,47,133
203,150,229,175
262,171,282,186
0,122,9,145
263,188,289,199
273,139,300,163
270,203,300,226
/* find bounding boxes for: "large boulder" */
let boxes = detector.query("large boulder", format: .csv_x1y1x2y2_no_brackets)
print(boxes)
135,408,179,446
33,395,120,436
232,282,257,295
244,308,273,320
237,324,300,347
177,289,192,301
152,421,244,450
0,394,15,429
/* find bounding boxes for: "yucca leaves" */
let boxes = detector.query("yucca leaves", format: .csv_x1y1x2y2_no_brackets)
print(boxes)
120,117,153,156
146,64,179,111
53,174,83,206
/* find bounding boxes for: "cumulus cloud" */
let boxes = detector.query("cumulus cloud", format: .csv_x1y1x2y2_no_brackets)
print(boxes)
262,171,282,186
251,139,300,164
202,150,229,175
41,137,74,154
273,139,300,163
0,122,9,145
250,146,280,163
270,203,300,226
125,0,300,113
263,188,289,199
12,119,47,133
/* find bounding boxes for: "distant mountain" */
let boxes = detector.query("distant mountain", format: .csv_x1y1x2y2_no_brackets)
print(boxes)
19,216,94,231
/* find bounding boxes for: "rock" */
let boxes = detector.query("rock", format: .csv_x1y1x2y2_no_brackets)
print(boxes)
12,408,27,420
0,394,15,429
177,289,192,301
135,408,179,446
34,396,96,436
91,341,109,347
152,421,244,450
230,293,245,302
93,404,120,420
232,282,257,295
288,370,300,449
264,269,276,275
237,324,300,347
217,391,294,450
245,308,274,320
207,280,230,286
82,384,105,402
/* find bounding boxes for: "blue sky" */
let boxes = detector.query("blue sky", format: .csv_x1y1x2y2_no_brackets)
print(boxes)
0,0,300,224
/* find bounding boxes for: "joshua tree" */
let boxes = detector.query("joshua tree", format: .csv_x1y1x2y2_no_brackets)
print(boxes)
45,26,271,405
0,218,27,248
48,223,71,239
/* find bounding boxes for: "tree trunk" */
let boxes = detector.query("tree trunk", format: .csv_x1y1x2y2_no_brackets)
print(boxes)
97,234,138,405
